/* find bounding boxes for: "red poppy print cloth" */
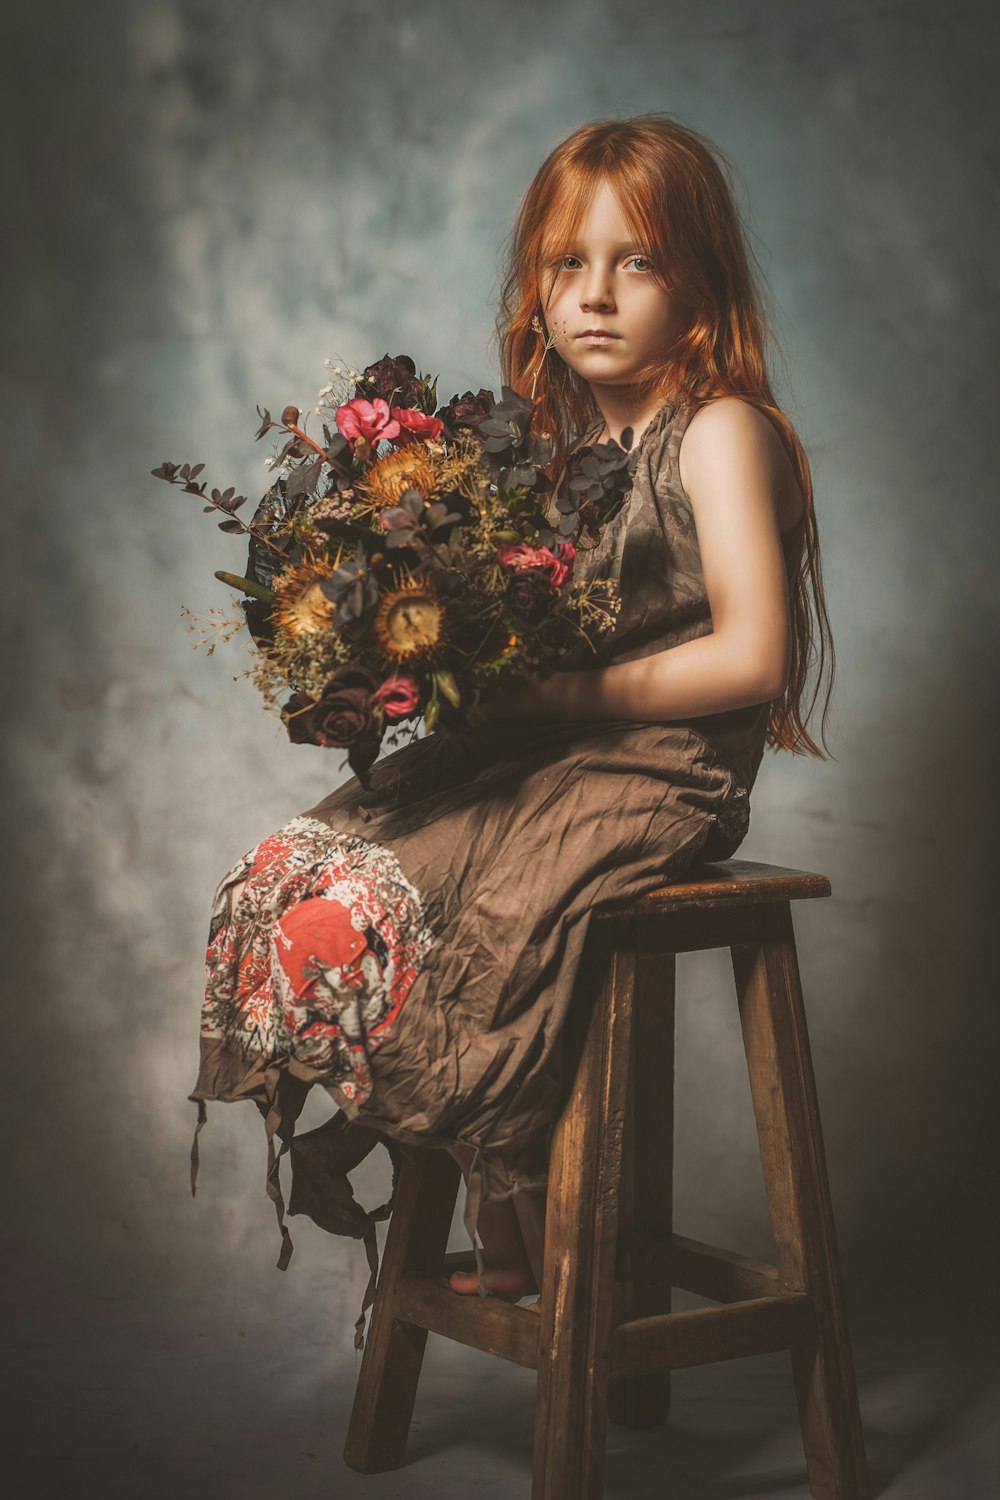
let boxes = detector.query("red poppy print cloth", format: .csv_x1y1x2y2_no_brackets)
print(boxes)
202,814,436,1104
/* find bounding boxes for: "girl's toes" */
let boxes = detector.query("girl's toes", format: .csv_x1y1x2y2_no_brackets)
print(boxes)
448,1266,535,1301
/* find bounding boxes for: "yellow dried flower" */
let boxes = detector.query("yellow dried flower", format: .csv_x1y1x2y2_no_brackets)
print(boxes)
360,446,440,509
373,580,447,661
273,559,337,637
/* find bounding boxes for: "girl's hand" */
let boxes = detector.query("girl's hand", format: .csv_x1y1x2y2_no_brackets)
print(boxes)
474,672,550,723
473,668,591,724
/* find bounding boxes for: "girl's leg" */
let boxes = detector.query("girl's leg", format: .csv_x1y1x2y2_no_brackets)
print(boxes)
445,1144,543,1304
512,1184,547,1294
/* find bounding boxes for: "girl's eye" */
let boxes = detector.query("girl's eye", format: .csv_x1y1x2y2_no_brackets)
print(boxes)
557,253,653,272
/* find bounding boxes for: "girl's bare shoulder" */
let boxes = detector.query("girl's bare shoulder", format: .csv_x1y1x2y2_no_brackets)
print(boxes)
678,396,804,535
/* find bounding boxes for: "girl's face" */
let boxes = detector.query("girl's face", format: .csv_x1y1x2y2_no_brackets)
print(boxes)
540,179,685,391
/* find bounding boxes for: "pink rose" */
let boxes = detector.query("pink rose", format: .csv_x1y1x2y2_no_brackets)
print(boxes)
391,407,444,444
372,673,422,721
546,542,575,588
335,397,401,445
497,541,576,589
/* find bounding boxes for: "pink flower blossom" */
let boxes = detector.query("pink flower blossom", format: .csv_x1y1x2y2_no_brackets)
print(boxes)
372,674,422,721
391,407,444,444
335,397,401,445
497,540,576,589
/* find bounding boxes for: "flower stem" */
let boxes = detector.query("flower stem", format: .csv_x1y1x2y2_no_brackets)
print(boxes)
286,423,328,460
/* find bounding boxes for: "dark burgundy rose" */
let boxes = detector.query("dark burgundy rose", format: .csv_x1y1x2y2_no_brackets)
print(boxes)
282,690,323,746
504,567,556,627
281,665,378,747
281,665,383,787
355,353,425,409
434,388,495,440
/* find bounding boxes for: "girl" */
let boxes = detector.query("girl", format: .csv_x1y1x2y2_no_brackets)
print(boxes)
192,113,834,1335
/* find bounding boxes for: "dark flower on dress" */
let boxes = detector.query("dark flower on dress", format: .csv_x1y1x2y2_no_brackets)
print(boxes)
434,388,496,440
504,567,556,626
354,353,426,410
554,433,638,539
478,386,535,469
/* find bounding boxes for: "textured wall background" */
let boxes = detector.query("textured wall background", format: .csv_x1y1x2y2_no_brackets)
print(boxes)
4,1,997,1494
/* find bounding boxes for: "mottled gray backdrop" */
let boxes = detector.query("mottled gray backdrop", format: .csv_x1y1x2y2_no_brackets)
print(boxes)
4,2,998,1496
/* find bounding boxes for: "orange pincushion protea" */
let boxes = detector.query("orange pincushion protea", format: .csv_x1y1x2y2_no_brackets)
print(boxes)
359,446,440,509
373,580,447,662
273,559,337,637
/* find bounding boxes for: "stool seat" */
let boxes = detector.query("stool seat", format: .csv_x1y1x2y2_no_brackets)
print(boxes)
342,859,870,1499
600,856,832,911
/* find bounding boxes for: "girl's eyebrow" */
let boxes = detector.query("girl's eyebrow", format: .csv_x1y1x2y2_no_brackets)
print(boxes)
556,241,649,256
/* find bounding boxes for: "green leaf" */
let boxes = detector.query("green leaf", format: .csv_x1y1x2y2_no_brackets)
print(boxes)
434,669,461,708
214,570,277,604
424,697,440,733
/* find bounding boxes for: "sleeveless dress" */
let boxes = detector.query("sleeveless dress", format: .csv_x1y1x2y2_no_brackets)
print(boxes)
189,395,796,1343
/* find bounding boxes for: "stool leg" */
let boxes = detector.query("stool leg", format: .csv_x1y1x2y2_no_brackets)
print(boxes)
731,901,869,1500
609,947,675,1429
344,1146,461,1474
533,925,635,1500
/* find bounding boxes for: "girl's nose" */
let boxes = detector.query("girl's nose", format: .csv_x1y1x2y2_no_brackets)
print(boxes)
581,278,614,313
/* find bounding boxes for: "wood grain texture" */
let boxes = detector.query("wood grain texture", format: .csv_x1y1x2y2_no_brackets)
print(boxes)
395,1272,540,1368
608,948,675,1429
343,1147,460,1474
339,864,869,1500
612,1293,816,1375
595,858,832,916
732,901,870,1500
532,924,636,1500
668,1232,781,1302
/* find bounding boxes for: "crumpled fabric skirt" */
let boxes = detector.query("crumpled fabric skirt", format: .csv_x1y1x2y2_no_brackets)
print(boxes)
188,716,756,1346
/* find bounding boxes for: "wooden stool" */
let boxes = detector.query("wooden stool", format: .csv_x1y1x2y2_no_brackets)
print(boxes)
343,859,870,1499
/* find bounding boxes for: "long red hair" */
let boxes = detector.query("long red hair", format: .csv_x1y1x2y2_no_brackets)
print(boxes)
494,113,836,760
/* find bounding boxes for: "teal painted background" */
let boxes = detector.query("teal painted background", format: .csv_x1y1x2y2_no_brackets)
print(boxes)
5,2,997,1493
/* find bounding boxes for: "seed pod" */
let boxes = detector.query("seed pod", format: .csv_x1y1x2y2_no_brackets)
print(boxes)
281,405,300,426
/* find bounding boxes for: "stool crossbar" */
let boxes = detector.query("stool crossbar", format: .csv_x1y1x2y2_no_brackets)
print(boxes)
343,859,870,1500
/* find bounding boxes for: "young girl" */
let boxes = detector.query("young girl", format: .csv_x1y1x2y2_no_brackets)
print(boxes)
192,113,834,1335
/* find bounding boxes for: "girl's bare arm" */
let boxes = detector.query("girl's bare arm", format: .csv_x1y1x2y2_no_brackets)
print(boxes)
485,397,795,724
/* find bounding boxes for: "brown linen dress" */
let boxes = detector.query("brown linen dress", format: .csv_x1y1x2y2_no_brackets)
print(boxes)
190,394,790,1341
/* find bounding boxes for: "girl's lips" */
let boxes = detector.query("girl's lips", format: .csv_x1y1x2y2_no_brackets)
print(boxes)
577,332,622,342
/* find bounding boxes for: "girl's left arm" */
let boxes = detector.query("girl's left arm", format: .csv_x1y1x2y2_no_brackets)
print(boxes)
486,397,794,723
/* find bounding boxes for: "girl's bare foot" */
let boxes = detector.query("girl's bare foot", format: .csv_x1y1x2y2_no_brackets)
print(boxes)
447,1265,537,1301
445,1144,544,1312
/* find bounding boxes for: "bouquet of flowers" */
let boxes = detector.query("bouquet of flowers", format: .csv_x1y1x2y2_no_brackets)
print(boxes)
153,352,637,786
